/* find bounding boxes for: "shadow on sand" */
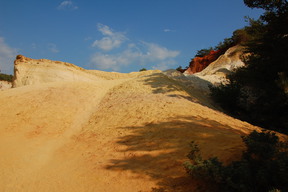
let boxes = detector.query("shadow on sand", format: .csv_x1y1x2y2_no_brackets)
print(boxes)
105,116,246,192
141,73,217,109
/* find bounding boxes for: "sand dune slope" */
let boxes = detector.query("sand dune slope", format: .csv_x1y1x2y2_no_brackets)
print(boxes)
0,72,259,192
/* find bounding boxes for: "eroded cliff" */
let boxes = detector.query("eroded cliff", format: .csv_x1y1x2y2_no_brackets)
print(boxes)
184,45,245,85
12,55,104,87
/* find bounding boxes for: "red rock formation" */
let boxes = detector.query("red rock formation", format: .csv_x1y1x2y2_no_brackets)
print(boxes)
185,50,222,74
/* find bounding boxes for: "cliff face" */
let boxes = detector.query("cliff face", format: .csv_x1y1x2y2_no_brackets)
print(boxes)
184,45,245,85
12,55,105,88
0,81,12,90
12,55,159,88
0,63,259,192
185,50,222,74
197,45,245,76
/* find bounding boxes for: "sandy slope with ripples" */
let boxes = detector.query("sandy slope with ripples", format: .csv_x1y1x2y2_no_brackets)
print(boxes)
0,67,265,192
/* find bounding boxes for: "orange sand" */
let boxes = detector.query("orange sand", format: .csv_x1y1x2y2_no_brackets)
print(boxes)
0,72,260,192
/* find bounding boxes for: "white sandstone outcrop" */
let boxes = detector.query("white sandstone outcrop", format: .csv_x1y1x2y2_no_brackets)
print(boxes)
163,46,246,93
0,52,264,192
12,55,104,87
0,80,12,90
193,45,246,85
12,55,159,87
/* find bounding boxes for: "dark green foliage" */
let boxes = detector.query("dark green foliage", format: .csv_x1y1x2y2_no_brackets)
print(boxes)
194,38,234,58
176,66,187,73
232,28,254,44
184,130,288,192
0,73,13,82
184,141,224,185
194,28,250,58
209,83,243,115
139,68,147,72
210,1,288,133
214,37,234,52
244,0,287,11
195,47,214,57
176,66,182,71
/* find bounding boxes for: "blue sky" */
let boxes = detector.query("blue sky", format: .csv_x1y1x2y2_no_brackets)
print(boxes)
0,0,263,74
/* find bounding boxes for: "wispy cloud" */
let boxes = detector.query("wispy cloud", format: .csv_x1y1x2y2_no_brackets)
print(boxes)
143,42,179,60
57,1,78,10
152,60,178,71
163,29,175,33
92,23,127,51
90,53,118,71
47,43,59,53
90,24,180,72
31,43,37,49
90,41,179,71
0,37,17,74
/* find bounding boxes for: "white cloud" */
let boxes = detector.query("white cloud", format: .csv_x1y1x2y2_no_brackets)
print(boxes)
92,23,127,51
0,37,17,74
97,24,114,36
92,37,122,51
31,43,37,49
90,53,118,71
47,43,59,53
57,1,78,10
152,60,178,71
143,42,179,60
163,29,175,33
90,24,180,71
90,41,179,71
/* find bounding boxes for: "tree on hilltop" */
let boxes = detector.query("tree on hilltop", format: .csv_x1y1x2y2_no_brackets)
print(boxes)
210,0,288,133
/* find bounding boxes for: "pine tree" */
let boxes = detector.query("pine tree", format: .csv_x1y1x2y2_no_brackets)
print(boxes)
211,0,288,133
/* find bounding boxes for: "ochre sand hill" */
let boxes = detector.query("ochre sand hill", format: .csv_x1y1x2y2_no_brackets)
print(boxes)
0,71,263,192
0,81,12,90
0,56,265,191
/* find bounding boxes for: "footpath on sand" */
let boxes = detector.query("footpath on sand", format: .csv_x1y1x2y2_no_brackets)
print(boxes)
0,72,259,192
0,78,129,192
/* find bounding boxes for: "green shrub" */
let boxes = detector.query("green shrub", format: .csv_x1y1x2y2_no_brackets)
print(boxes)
139,68,147,72
194,27,250,59
184,130,288,192
209,83,243,114
176,66,188,73
232,28,253,45
215,37,234,52
0,73,13,82
195,47,214,57
208,0,288,133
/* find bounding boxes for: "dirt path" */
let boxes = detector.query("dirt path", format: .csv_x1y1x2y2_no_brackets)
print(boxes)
0,73,259,192
0,79,129,192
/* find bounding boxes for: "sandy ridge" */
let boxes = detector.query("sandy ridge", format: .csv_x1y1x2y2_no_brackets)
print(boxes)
0,78,130,192
0,71,261,192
